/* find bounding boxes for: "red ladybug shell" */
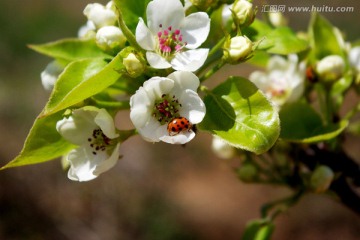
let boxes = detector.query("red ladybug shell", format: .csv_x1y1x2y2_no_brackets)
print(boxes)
167,117,192,136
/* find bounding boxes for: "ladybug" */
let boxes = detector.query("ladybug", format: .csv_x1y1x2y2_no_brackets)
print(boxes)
167,117,193,136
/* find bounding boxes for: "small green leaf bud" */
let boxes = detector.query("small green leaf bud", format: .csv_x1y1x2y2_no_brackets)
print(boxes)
238,163,258,182
310,165,335,193
123,53,145,78
316,55,345,82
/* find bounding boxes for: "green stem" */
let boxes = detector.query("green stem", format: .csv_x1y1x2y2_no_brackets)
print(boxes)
196,37,226,78
199,60,226,82
261,190,304,219
114,2,143,52
324,87,333,125
316,83,333,125
209,37,226,59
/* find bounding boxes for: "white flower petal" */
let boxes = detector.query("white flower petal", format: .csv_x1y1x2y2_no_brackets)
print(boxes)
138,117,163,142
178,89,206,124
143,77,174,99
349,46,360,71
146,0,184,32
66,142,120,182
181,12,210,49
171,48,209,71
160,130,195,144
268,55,288,71
136,18,156,51
56,111,98,145
146,52,172,69
67,147,104,181
94,108,119,139
93,143,121,176
130,87,153,128
167,71,200,92
41,61,63,91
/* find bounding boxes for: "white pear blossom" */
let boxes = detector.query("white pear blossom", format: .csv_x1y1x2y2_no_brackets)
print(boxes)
349,46,360,72
96,26,127,52
249,54,306,108
40,61,64,91
56,107,120,182
135,0,210,71
130,71,205,144
83,2,117,29
316,55,345,82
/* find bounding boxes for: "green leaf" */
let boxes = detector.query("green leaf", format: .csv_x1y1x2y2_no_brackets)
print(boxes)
41,52,125,117
308,13,343,60
279,102,348,143
199,77,280,154
242,219,275,240
29,38,111,61
243,19,273,41
258,27,309,54
247,50,270,68
1,112,74,169
114,0,151,32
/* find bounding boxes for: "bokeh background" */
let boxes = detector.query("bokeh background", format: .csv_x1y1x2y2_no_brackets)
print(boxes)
1,0,360,239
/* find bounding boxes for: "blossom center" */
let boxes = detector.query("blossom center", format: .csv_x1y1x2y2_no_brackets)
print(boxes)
156,24,187,58
87,129,113,155
152,94,182,125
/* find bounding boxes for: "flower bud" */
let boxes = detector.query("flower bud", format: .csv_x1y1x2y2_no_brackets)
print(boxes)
349,46,360,72
96,26,126,53
224,35,252,63
40,61,64,91
123,53,145,78
316,55,345,82
232,0,256,27
310,165,334,193
83,3,117,29
238,163,258,182
211,136,235,159
268,12,288,27
78,20,96,39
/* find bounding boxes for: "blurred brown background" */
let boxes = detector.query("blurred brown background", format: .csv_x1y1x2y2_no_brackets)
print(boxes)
1,0,360,239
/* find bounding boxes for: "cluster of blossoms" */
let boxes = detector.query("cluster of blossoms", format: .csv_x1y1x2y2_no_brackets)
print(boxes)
7,0,360,235
36,0,360,184
53,0,219,181
49,0,260,181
